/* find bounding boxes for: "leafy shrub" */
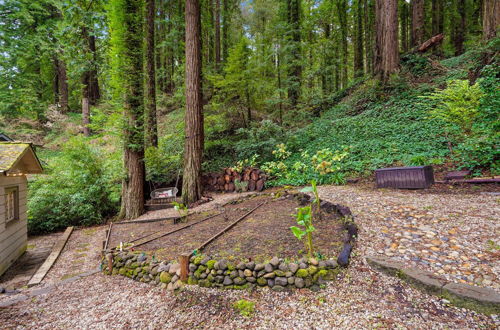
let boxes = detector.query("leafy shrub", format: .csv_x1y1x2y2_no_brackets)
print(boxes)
401,54,432,76
145,134,183,183
28,137,120,234
423,80,485,135
234,120,290,162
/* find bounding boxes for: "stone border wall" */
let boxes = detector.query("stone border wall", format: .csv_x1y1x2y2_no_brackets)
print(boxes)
101,193,358,292
367,255,500,315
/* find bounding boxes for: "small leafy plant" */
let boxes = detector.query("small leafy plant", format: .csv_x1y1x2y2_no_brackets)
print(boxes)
171,202,188,223
233,299,255,317
290,205,315,259
300,179,321,220
234,178,248,193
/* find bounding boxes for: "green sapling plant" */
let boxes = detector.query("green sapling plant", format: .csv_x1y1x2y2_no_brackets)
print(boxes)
300,179,321,220
172,201,188,223
290,205,315,259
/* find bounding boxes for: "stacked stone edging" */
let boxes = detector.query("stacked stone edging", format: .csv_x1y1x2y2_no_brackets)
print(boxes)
367,255,500,315
101,192,358,292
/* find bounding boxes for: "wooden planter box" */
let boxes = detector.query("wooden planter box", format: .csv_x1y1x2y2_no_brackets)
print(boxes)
375,166,434,189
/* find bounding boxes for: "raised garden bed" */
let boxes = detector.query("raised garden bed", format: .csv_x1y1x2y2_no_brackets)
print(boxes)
102,191,358,292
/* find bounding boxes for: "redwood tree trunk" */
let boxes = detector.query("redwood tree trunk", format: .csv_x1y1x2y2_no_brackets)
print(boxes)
375,0,399,82
82,27,100,106
145,0,158,148
400,0,409,53
483,0,499,40
214,0,221,68
287,0,302,106
58,59,69,113
354,0,364,78
183,0,204,205
116,0,145,220
454,0,466,55
82,97,90,136
337,0,349,88
411,0,425,47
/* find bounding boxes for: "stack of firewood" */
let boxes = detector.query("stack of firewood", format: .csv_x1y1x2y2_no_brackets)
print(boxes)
202,167,266,193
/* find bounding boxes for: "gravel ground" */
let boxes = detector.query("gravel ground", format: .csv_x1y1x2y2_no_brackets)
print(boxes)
317,184,499,292
0,185,498,328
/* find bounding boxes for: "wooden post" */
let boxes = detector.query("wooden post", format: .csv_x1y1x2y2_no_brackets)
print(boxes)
179,254,190,282
101,240,106,256
107,254,113,274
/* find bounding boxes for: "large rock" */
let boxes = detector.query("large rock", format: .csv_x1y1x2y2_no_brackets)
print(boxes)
270,257,280,267
234,277,246,285
223,276,233,286
244,269,253,277
265,263,274,273
289,263,299,274
237,262,246,270
278,263,288,272
275,277,288,287
272,285,285,292
169,263,180,275
263,272,276,279
246,261,256,270
255,263,265,272
294,277,305,288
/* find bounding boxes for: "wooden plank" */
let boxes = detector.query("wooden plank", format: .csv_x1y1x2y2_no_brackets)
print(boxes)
195,201,266,253
114,216,179,225
128,213,222,249
27,226,74,287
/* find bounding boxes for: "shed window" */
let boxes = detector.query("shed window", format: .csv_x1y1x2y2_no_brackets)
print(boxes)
5,187,19,223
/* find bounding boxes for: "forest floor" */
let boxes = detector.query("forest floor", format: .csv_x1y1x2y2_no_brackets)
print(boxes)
0,184,499,328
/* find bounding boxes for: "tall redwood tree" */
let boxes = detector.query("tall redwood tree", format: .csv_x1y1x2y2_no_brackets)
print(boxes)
375,0,399,82
183,0,204,204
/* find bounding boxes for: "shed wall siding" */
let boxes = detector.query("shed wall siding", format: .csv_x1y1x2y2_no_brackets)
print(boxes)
0,175,28,276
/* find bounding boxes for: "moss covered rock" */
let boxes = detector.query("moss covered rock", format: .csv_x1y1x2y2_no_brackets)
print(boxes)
296,269,309,278
206,260,217,270
308,266,318,275
193,256,204,265
187,277,198,285
257,277,267,286
160,271,172,283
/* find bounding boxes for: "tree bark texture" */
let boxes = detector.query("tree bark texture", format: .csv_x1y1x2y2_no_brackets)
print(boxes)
183,0,204,205
337,0,349,88
214,0,221,67
375,0,399,82
354,0,364,78
145,0,158,148
82,97,90,136
287,0,302,106
81,27,100,106
400,0,409,53
483,0,499,40
411,0,425,47
454,0,466,55
117,0,146,220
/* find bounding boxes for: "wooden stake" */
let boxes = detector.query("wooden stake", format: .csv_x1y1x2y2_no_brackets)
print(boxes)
179,254,190,282
107,254,113,274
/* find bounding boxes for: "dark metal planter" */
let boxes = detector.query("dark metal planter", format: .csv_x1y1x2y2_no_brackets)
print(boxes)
375,166,434,189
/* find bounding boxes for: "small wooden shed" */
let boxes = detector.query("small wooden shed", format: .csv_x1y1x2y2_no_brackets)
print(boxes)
0,142,43,276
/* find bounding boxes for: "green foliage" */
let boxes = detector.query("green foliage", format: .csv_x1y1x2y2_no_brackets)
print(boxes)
28,137,120,234
234,120,290,162
233,179,248,193
232,299,255,317
171,202,188,223
423,80,485,135
401,54,432,76
290,204,315,258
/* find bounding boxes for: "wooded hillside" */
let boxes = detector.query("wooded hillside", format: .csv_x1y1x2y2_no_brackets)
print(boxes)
0,0,498,231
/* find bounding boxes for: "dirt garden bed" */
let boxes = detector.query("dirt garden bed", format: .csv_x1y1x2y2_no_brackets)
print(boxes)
102,191,358,291
109,193,347,263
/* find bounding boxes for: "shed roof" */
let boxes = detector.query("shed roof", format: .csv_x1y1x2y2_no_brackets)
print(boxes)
0,142,43,175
